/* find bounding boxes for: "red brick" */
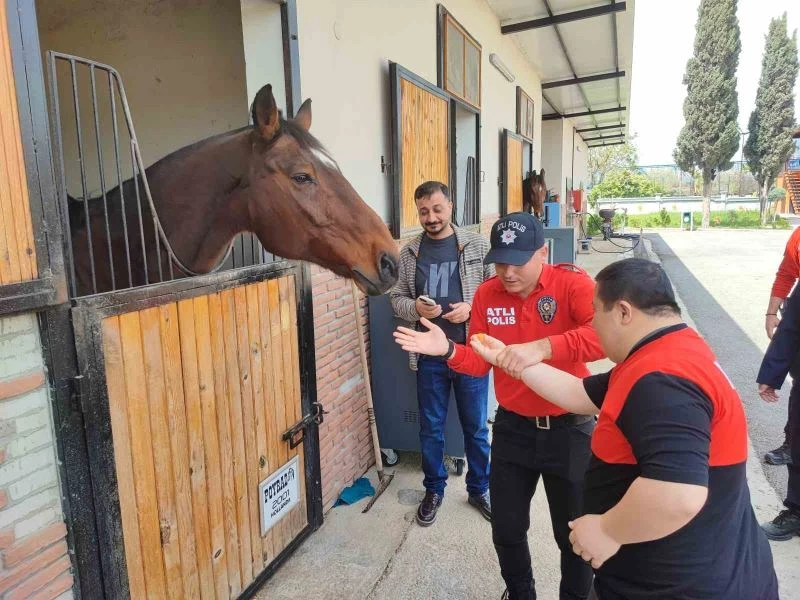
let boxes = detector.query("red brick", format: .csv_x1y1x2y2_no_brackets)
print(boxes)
5,556,71,600
0,371,45,401
0,540,68,594
0,529,14,550
0,490,6,510
28,572,73,600
0,449,5,464
3,522,67,568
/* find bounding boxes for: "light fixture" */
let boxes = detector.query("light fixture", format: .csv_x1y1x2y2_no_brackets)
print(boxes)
489,53,515,82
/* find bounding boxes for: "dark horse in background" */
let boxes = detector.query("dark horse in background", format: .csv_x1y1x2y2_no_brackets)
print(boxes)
522,169,547,219
68,84,399,296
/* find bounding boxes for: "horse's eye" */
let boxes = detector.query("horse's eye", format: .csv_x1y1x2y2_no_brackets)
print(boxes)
291,173,313,184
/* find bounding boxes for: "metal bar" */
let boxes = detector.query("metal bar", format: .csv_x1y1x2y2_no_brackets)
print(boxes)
501,2,627,34
576,123,626,133
108,72,133,288
130,140,149,285
89,65,115,290
543,106,626,121
153,213,163,282
47,52,78,298
70,60,98,294
542,70,625,89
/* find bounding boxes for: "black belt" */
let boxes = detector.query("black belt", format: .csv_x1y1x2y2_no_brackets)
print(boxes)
498,407,594,430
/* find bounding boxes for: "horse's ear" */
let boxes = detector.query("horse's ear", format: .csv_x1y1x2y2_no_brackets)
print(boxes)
252,84,280,142
293,99,312,131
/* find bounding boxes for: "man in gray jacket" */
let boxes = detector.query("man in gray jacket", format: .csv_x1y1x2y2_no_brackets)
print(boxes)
390,181,494,526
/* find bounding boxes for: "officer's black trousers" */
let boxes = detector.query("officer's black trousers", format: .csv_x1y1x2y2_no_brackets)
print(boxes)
490,407,594,600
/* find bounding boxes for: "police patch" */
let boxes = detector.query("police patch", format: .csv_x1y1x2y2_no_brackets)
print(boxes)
537,296,557,324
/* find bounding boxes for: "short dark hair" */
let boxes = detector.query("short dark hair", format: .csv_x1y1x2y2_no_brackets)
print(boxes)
595,258,681,316
414,181,450,202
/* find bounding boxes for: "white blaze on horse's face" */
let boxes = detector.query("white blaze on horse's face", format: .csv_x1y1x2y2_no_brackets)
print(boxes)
311,148,340,172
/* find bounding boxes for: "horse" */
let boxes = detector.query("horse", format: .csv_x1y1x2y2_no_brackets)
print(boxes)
522,169,547,219
67,84,399,297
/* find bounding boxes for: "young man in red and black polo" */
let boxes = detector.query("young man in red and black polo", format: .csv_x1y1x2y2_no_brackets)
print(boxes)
470,258,778,599
394,212,605,600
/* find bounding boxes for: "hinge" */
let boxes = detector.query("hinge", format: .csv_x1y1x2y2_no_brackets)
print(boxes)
282,402,327,449
71,374,85,413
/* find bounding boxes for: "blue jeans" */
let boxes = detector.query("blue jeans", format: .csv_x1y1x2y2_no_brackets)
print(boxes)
416,356,490,496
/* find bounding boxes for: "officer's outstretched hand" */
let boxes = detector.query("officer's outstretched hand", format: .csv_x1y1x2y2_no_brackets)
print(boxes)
469,333,506,365
393,318,449,357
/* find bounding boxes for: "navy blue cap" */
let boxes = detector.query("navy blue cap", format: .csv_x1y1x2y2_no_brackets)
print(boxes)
484,212,544,266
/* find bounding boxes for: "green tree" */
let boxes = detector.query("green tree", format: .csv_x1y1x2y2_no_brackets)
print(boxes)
588,169,665,203
587,136,638,186
674,0,741,229
744,14,799,224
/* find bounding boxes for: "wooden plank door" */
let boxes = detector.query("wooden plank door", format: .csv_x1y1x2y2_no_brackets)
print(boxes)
0,0,37,284
390,63,451,238
501,129,524,216
76,272,312,599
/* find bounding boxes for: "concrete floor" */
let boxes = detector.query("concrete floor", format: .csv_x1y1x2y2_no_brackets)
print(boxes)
255,234,800,600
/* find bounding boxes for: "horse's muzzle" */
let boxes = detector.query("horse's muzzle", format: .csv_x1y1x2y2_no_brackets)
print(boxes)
352,252,398,295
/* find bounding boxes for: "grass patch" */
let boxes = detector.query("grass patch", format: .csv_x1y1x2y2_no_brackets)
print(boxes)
585,209,790,235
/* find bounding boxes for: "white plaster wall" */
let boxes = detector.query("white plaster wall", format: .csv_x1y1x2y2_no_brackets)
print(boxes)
295,0,545,223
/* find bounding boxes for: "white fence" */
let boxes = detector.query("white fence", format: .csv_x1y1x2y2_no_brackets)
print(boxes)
594,196,762,215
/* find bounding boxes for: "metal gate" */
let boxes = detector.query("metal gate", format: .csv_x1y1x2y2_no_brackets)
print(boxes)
45,53,322,599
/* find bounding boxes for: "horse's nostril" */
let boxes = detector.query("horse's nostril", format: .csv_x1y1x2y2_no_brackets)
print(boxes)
379,252,398,281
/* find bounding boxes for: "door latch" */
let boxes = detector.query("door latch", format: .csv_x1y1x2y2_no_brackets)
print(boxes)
282,402,327,449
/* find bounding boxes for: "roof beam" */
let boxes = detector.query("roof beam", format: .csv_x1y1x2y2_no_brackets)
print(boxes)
576,123,626,133
582,133,625,142
501,2,627,34
542,70,626,89
587,141,625,148
542,106,626,121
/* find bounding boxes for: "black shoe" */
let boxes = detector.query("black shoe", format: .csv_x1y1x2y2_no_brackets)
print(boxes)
764,442,793,465
500,590,509,600
468,491,492,522
761,509,800,541
416,491,443,526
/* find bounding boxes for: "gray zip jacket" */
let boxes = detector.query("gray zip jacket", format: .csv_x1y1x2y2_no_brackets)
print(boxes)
389,225,494,371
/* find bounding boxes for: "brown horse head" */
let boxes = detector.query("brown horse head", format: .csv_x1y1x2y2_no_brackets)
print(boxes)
523,169,547,218
244,84,398,295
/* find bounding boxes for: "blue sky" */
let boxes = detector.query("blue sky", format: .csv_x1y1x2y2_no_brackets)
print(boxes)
629,0,800,166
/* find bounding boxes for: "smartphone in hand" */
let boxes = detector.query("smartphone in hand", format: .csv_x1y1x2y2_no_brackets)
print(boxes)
418,295,436,306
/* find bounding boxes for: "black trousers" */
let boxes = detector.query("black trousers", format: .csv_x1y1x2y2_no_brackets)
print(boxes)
490,407,595,600
787,380,800,512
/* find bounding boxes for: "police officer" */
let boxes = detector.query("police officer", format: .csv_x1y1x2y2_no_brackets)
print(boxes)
394,212,604,600
472,258,777,599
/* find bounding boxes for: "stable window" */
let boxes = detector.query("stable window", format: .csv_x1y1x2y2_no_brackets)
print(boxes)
439,7,481,110
517,86,535,143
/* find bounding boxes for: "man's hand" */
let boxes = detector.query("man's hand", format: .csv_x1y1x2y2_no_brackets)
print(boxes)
469,333,506,365
442,302,471,324
416,297,443,319
496,339,552,379
568,514,621,570
393,318,449,357
758,384,779,403
766,314,780,340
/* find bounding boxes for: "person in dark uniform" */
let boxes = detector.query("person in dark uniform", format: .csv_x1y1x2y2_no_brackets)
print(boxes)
471,258,778,600
757,281,800,540
394,212,605,600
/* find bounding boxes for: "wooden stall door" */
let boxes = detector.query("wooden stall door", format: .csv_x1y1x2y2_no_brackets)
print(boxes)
98,275,307,599
390,63,451,238
501,129,523,216
0,0,37,284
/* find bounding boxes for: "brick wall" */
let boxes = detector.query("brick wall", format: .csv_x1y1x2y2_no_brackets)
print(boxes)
0,314,73,600
312,266,374,511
